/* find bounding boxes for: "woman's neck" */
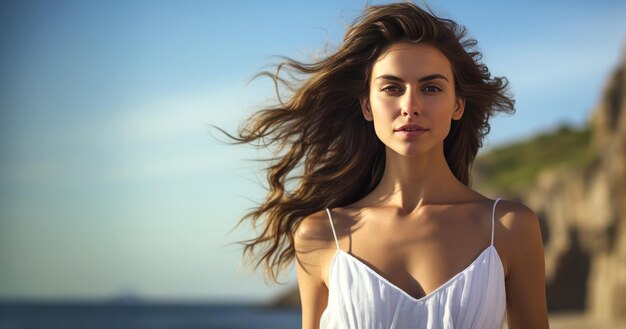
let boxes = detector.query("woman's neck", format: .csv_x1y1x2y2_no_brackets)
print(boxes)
367,144,466,212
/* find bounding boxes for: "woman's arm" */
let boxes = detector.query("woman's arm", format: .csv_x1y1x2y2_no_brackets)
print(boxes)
294,212,332,329
502,201,550,329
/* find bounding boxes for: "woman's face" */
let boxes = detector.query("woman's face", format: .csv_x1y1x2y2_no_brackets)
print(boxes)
361,42,465,157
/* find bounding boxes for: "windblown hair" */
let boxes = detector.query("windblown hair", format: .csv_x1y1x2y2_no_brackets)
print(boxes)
228,2,515,281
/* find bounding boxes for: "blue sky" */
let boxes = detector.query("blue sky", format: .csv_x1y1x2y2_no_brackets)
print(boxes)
0,0,624,303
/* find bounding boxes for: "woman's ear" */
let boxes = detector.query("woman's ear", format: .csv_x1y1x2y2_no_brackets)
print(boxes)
452,97,465,120
360,97,374,121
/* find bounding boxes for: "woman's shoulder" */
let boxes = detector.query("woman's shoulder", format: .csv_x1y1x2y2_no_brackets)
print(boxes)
294,209,334,250
295,209,341,252
494,199,541,233
294,207,360,254
293,209,353,283
493,199,544,276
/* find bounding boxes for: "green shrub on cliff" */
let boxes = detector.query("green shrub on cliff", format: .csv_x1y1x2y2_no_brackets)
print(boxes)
473,124,595,194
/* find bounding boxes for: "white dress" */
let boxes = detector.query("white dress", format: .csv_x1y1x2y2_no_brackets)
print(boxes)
319,198,506,329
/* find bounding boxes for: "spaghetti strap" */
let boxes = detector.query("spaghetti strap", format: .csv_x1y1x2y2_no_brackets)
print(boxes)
491,198,502,246
325,208,341,251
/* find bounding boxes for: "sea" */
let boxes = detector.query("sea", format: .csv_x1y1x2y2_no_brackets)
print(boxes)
0,301,301,329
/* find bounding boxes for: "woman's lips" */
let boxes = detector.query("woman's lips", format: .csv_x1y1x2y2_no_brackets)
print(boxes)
395,129,428,137
394,124,428,137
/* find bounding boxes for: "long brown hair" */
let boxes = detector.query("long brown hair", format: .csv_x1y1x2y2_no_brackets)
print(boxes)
224,2,515,281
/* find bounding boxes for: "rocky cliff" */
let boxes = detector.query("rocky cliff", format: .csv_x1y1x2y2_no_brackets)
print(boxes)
522,47,626,321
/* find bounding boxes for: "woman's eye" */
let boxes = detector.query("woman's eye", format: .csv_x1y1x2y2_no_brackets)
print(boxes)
423,85,442,93
381,85,403,93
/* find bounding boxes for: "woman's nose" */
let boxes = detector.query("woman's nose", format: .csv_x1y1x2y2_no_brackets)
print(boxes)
401,90,421,117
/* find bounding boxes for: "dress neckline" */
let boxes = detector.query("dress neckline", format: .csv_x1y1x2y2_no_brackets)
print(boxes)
330,245,502,303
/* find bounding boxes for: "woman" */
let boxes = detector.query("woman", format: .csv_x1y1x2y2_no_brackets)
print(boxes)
230,2,549,329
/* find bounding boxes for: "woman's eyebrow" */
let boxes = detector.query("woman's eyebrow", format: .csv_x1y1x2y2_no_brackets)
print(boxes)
375,74,449,83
